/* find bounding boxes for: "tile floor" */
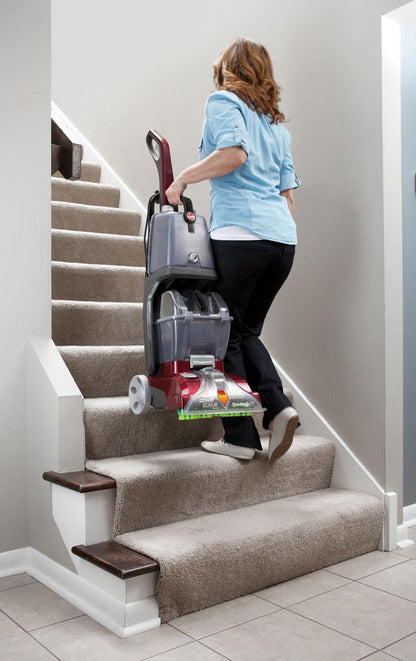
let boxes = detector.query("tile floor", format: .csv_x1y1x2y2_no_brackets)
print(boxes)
0,534,416,661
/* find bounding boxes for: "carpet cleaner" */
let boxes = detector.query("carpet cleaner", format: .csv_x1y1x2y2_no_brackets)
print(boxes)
129,130,265,420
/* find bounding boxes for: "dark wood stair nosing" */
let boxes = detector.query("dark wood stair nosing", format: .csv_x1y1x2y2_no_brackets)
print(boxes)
43,470,116,493
72,540,159,579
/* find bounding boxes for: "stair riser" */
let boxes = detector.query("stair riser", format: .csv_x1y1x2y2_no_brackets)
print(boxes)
52,303,143,345
52,162,101,183
52,180,120,207
59,347,146,398
52,231,145,266
52,265,145,302
52,202,141,236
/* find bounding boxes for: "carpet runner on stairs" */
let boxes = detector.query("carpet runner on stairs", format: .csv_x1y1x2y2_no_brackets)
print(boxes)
85,435,336,535
116,488,383,622
51,157,385,624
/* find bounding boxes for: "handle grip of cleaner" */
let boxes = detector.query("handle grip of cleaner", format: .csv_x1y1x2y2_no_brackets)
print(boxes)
146,129,174,206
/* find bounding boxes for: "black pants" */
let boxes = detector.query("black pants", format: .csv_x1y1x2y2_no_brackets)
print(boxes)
210,239,296,450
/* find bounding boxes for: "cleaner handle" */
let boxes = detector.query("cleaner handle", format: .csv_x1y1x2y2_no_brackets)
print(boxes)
146,129,174,206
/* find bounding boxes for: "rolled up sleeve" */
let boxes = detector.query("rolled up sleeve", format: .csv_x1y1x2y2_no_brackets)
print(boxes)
280,132,301,191
206,94,250,156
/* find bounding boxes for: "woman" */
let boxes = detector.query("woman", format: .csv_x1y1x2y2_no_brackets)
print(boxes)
166,37,300,462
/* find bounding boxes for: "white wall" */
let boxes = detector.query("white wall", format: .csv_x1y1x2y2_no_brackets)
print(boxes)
51,0,404,505
0,0,51,552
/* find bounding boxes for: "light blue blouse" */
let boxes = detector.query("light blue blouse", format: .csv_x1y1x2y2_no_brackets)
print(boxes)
199,90,300,244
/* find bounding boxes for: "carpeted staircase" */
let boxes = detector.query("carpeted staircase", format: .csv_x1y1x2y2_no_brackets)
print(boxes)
51,160,384,624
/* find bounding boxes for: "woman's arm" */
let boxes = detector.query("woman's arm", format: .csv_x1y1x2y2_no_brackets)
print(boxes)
280,188,295,217
165,146,247,205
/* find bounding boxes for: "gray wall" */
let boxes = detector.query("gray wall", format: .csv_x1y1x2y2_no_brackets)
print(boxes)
52,0,403,494
0,0,51,553
402,19,416,508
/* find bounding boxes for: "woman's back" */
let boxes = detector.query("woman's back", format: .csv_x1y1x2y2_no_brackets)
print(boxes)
199,90,299,244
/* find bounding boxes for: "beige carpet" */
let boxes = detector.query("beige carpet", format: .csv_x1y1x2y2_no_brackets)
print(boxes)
52,159,385,624
117,488,384,623
86,435,335,535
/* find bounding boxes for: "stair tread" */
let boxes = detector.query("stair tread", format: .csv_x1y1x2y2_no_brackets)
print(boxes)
86,433,333,474
72,540,158,578
85,434,336,534
52,200,142,236
52,161,101,183
51,179,120,208
51,200,140,218
52,179,119,192
52,300,142,308
43,469,116,492
52,228,144,242
52,261,145,273
59,344,145,353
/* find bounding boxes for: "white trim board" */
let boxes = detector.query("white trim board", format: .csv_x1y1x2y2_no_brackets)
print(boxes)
51,100,147,225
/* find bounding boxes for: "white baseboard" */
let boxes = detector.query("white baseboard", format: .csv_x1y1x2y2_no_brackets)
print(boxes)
0,546,160,638
0,547,30,578
51,100,147,225
403,503,416,528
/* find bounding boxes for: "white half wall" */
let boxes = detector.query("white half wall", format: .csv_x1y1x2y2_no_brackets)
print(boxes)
0,0,51,553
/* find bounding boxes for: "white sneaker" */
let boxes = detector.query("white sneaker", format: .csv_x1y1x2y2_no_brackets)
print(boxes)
201,439,255,460
268,406,299,462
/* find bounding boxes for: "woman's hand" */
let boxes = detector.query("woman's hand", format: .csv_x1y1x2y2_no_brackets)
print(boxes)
166,177,187,206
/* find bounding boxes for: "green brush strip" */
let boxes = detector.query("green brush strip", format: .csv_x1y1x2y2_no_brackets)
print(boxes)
178,410,253,421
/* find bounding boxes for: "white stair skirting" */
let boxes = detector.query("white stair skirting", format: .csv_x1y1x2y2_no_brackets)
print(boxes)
0,545,159,638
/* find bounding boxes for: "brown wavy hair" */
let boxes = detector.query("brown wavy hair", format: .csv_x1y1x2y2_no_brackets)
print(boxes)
213,38,286,124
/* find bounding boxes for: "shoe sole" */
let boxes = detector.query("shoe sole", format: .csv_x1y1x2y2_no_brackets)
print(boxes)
268,414,299,462
201,444,255,461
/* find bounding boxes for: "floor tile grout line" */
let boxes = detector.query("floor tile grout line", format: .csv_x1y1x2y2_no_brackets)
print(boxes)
169,604,282,642
321,556,411,582
0,602,86,638
253,578,353,609
0,581,45,595
25,629,62,660
0,581,38,593
286,591,416,652
0,606,26,635
355,577,416,605
141,638,231,661
282,604,381,651
197,637,232,660
28,613,86,634
356,650,400,661
378,628,416,655
0,606,60,660
252,563,413,613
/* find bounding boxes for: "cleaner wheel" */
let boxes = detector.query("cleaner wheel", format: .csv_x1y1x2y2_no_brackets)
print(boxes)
129,375,152,415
